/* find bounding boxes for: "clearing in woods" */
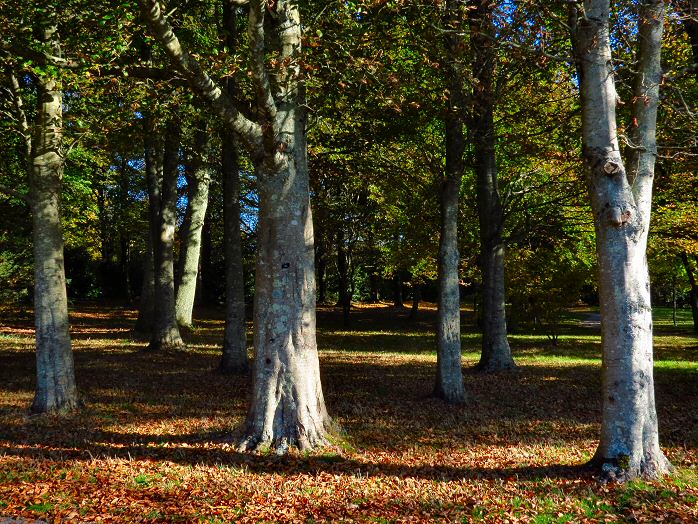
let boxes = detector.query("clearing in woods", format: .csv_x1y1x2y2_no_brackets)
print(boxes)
0,303,696,522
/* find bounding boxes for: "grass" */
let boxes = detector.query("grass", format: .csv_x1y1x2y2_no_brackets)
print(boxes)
0,302,696,522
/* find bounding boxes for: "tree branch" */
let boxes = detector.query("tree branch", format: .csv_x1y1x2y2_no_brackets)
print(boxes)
138,0,263,157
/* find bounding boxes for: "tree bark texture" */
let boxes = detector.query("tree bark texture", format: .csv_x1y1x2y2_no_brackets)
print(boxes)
28,27,78,414
220,127,249,374
469,0,515,372
573,0,671,481
434,0,467,404
175,124,211,328
149,120,185,351
141,0,332,451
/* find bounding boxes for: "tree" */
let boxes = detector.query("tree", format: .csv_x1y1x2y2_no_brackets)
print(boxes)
4,21,79,413
468,0,516,372
434,0,467,404
570,0,672,480
175,121,212,329
139,0,332,451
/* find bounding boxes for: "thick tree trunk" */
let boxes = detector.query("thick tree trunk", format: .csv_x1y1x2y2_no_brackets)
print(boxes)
573,0,671,481
29,31,78,414
149,121,185,351
681,252,698,332
237,0,331,452
175,124,211,328
139,0,331,453
336,227,351,326
469,0,515,373
220,127,249,374
239,127,331,452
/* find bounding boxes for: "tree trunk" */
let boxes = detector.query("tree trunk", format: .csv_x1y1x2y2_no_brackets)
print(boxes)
135,236,155,332
139,0,332,452
316,249,327,304
149,121,185,351
239,116,331,453
336,227,351,326
572,0,671,481
434,64,467,401
137,115,162,333
393,271,404,308
29,27,78,414
175,124,211,328
681,252,698,332
220,127,249,374
409,283,421,321
469,0,515,373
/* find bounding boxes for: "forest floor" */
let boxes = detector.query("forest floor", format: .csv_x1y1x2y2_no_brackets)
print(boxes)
0,302,696,523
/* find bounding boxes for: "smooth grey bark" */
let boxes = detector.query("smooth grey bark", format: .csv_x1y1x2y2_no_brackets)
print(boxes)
434,0,467,404
26,26,78,413
140,0,332,451
469,0,515,373
681,252,698,332
175,124,211,328
148,121,185,351
572,0,671,481
220,127,249,374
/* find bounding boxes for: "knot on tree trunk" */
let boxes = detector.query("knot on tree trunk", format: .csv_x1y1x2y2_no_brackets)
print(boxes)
603,161,622,175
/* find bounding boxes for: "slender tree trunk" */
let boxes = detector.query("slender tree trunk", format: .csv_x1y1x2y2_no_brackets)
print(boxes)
137,115,162,333
28,27,78,414
409,283,421,321
681,252,698,332
572,0,671,481
219,2,249,374
336,227,351,326
220,127,249,374
135,236,155,332
434,102,467,401
149,121,185,351
393,271,404,308
175,124,211,328
316,249,327,304
469,0,515,372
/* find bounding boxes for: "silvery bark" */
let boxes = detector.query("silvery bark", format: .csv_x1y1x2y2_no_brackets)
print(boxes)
219,127,249,374
140,0,332,451
149,121,185,351
469,0,515,372
572,0,671,481
28,27,78,413
434,0,467,402
175,124,211,328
